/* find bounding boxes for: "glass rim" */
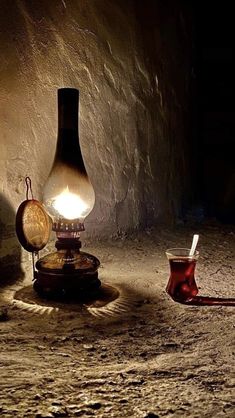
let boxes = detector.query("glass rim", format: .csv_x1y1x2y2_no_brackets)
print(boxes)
166,247,199,258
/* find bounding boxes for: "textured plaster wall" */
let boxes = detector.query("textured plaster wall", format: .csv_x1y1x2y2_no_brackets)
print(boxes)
0,0,193,276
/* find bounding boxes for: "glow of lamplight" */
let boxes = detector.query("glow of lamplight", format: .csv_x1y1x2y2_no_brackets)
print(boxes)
53,186,88,220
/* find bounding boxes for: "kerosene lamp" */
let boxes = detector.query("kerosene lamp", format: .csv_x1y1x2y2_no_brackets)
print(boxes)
16,88,101,300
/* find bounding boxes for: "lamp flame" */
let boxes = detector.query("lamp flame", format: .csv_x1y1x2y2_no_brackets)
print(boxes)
53,186,88,220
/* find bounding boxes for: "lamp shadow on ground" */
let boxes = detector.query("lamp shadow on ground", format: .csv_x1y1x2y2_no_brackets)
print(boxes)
11,280,174,358
11,278,167,328
0,193,24,289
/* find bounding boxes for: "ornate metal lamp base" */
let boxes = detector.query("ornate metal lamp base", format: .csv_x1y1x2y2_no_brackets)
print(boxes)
34,241,101,301
33,270,101,301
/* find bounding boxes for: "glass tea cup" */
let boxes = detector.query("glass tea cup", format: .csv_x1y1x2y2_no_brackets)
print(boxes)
165,247,235,306
166,248,199,303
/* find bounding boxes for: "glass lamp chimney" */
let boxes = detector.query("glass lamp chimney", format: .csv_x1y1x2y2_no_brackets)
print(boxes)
42,88,95,227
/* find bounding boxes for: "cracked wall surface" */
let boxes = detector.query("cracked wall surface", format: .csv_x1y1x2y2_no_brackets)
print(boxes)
0,0,193,276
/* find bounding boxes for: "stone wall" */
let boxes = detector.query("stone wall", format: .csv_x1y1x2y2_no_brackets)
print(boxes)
0,0,193,277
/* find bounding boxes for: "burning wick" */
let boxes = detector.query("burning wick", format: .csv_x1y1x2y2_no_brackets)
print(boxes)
54,186,88,220
189,234,199,257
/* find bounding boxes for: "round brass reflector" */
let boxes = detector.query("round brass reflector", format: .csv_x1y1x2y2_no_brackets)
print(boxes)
15,199,51,252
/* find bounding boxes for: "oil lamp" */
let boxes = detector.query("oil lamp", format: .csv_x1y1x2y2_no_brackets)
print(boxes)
16,88,101,300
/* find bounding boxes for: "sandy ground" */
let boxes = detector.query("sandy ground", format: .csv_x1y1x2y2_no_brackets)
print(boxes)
0,223,234,418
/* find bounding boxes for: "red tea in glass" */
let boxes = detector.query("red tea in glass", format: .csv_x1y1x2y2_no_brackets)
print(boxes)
166,248,199,303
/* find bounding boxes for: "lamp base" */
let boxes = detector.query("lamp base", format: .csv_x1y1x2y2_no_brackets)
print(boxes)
33,273,101,301
35,248,101,301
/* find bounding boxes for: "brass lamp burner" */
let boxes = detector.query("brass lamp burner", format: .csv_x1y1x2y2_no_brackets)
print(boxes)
52,219,85,233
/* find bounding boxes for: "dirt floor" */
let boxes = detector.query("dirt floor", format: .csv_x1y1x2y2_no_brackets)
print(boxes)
0,223,234,418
